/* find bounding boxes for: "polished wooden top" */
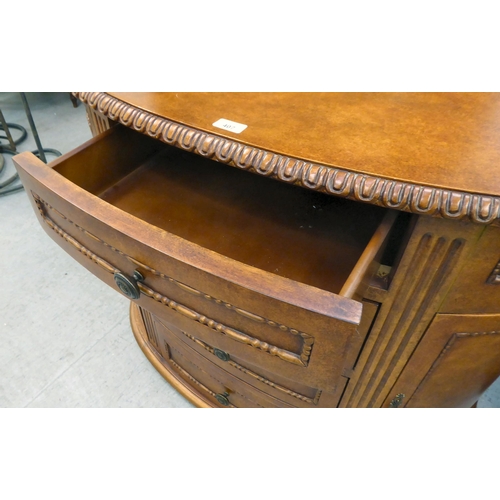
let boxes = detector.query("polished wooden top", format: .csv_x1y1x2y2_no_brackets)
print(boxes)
76,92,500,224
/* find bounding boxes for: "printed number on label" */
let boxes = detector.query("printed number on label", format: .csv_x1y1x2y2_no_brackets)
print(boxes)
212,118,247,134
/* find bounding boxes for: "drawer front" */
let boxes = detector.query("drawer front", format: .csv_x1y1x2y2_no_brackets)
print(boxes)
13,128,365,393
148,309,347,408
148,313,294,408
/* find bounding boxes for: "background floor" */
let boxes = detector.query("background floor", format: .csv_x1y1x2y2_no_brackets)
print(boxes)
0,92,193,408
1,92,498,408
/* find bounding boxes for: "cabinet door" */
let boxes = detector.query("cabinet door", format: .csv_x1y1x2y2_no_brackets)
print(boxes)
382,313,500,408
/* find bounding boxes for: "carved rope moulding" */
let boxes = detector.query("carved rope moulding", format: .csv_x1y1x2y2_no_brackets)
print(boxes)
179,329,321,404
74,92,500,224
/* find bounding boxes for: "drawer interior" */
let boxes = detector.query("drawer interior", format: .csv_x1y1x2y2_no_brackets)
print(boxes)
51,126,391,296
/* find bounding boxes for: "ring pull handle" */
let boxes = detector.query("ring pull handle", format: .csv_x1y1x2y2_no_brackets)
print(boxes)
113,270,144,299
215,392,230,406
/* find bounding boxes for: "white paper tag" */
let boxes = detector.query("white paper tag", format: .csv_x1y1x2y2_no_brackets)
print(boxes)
212,118,247,134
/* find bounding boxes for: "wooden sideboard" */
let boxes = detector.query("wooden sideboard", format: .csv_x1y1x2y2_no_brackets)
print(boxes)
13,92,500,408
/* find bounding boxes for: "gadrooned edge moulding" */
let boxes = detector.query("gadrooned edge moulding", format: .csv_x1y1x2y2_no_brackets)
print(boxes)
74,92,500,225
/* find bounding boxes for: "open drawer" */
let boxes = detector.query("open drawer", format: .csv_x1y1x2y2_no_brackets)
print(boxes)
14,125,398,393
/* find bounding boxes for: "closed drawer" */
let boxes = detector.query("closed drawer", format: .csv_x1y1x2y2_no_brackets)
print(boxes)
150,313,295,408
150,310,348,408
14,125,397,394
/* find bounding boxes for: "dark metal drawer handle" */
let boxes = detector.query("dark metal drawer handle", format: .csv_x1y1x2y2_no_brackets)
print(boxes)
215,392,230,406
114,270,144,299
389,393,405,408
213,348,230,362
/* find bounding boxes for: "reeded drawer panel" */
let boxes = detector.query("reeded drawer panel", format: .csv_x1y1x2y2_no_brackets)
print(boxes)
13,125,397,394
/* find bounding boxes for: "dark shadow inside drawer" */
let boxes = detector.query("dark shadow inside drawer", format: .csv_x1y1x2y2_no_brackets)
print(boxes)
53,126,388,296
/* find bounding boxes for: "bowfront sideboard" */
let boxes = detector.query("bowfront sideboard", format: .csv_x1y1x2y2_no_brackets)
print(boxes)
13,92,500,407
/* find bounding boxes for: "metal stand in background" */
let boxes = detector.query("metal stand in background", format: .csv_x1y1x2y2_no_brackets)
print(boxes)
0,108,26,195
0,92,62,196
19,93,62,163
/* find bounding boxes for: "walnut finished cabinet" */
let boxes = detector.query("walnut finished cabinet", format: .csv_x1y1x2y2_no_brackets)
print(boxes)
13,92,500,408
